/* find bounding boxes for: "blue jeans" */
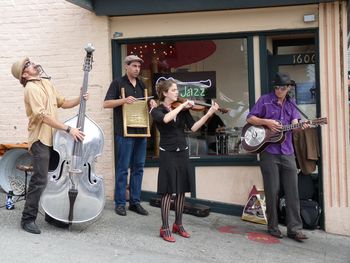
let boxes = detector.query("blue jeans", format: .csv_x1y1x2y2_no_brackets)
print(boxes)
115,135,147,207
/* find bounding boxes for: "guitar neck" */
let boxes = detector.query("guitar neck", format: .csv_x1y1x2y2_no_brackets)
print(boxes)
282,122,304,132
281,118,326,131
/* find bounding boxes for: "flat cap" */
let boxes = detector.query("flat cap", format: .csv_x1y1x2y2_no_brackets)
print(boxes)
124,55,144,64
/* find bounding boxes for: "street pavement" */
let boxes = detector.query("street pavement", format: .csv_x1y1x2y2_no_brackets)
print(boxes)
0,193,349,263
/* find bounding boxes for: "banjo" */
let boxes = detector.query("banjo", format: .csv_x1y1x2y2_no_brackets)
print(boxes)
241,117,327,153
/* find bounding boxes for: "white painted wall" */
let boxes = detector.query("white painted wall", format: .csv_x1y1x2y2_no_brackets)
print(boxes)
0,0,115,198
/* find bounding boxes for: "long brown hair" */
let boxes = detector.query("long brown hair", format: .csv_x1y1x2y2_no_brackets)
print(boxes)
156,79,176,102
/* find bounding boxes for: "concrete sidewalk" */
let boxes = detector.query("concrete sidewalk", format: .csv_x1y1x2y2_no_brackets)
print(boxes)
0,194,349,263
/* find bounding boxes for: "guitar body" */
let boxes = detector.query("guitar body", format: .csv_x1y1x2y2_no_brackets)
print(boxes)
241,117,327,153
241,123,285,153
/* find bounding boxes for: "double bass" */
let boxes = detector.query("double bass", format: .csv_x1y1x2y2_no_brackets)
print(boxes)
40,44,105,223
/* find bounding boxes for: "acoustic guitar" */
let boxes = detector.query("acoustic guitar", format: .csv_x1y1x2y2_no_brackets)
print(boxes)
241,117,327,153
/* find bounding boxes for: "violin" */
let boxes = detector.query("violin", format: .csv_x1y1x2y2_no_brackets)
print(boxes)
171,97,229,113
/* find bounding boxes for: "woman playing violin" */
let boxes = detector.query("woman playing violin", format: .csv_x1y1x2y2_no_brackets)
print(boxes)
171,97,228,113
151,79,219,242
170,97,206,112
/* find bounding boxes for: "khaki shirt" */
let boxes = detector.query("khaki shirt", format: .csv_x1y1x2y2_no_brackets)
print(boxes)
24,78,65,149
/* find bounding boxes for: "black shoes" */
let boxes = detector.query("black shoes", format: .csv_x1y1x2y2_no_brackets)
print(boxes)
287,231,308,242
129,204,149,216
21,221,41,234
268,229,283,239
45,213,70,229
115,205,127,216
115,204,149,216
267,228,308,242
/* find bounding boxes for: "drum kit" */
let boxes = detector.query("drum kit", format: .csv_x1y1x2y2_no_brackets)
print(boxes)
0,148,33,196
215,127,244,155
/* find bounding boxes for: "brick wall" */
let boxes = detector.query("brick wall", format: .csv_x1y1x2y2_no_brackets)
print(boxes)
0,0,115,199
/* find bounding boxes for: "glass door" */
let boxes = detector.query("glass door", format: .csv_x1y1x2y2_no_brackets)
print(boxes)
268,38,317,120
279,63,316,119
267,36,323,229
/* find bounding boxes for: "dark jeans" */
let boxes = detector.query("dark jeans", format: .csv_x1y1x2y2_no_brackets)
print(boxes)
259,152,303,234
21,141,50,224
115,135,146,207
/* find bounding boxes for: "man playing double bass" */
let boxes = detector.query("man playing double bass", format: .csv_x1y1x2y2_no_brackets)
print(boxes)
11,57,87,234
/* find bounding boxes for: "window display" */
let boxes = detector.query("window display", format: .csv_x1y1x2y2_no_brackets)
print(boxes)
121,38,249,158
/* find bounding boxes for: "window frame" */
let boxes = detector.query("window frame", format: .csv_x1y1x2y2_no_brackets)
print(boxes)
111,30,320,167
111,33,257,167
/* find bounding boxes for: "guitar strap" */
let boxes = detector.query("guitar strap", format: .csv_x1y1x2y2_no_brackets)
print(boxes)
290,100,310,120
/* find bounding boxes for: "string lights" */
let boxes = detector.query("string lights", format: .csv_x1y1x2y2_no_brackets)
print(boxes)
128,42,176,63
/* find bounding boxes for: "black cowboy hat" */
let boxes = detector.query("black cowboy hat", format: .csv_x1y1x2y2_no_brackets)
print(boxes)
273,72,295,86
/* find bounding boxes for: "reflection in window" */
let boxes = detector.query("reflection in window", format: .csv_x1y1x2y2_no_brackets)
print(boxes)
279,64,316,119
121,38,249,158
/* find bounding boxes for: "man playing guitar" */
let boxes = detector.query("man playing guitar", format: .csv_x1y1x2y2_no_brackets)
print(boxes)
246,72,309,242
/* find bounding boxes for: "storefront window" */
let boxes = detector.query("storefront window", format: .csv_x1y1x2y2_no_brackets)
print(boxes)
121,38,249,158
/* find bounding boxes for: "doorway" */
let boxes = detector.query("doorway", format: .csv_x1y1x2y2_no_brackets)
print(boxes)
268,37,317,119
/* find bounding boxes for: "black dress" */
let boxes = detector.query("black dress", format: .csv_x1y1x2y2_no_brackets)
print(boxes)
151,105,195,194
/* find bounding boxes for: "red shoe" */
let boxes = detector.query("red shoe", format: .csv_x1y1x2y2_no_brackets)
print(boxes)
172,223,191,238
160,227,176,242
